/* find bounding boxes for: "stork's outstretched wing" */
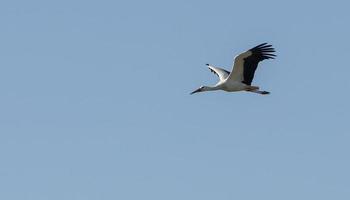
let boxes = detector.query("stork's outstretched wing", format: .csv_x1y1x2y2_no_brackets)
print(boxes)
227,43,276,85
206,64,230,82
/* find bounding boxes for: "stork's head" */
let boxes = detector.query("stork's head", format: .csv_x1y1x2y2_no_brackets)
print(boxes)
190,86,207,95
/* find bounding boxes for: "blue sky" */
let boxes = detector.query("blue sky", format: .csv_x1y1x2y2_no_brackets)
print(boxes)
1,0,350,199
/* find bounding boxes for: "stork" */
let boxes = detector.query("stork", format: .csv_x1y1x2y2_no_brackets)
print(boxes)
191,43,276,95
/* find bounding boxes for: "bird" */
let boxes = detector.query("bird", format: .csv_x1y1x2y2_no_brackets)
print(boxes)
191,43,276,95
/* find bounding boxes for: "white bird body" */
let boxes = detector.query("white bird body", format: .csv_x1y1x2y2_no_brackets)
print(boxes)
191,43,276,95
221,80,247,92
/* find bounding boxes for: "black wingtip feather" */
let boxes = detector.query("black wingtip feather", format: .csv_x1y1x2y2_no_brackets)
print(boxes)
249,43,277,60
261,45,272,48
255,43,268,48
261,48,275,51
260,50,275,53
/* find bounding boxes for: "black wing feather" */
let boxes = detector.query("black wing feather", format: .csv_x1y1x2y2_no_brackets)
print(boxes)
242,43,276,85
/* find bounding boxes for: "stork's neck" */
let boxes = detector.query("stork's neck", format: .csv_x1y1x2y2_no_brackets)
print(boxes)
202,85,221,92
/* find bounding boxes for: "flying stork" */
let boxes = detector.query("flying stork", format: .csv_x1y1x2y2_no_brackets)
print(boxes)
191,43,276,95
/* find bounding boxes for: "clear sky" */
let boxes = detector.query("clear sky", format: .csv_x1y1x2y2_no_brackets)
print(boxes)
1,0,349,199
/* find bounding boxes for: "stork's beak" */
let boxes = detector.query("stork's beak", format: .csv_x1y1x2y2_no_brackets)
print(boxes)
190,88,201,95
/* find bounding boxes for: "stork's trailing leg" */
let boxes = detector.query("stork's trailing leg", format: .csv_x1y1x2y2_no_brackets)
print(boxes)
249,90,270,95
245,85,270,95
